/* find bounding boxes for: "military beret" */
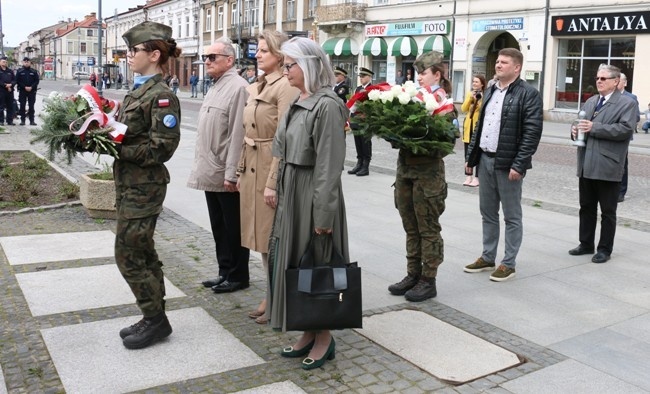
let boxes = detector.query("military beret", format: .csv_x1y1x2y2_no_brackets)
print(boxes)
358,67,374,77
334,66,347,76
414,51,444,74
22,57,31,62
122,21,172,48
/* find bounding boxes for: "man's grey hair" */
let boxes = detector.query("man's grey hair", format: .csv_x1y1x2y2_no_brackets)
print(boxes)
281,37,335,95
597,64,621,79
214,37,236,57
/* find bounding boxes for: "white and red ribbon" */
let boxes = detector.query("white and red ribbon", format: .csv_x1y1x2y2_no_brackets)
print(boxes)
70,84,127,143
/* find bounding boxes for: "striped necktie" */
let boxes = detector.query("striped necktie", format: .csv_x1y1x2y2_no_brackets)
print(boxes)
592,96,605,120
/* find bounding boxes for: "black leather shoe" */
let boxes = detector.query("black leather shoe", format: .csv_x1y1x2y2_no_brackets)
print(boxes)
618,195,625,203
19,121,25,126
212,280,250,293
202,277,226,288
568,245,594,256
29,122,37,126
592,252,611,264
122,314,172,349
347,160,362,174
6,123,14,125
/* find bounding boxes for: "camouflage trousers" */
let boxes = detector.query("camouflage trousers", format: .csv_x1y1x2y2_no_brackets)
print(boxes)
394,155,447,279
115,184,167,318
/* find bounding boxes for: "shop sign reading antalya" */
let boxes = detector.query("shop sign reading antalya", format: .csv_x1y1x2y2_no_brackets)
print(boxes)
366,20,449,37
551,11,650,36
472,18,523,32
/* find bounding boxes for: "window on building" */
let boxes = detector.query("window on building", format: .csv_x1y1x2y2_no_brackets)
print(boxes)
178,17,182,37
94,43,98,54
206,9,212,32
555,37,635,110
232,2,238,27
267,0,276,23
218,6,224,29
80,42,87,54
186,16,190,36
244,0,259,27
67,41,73,54
308,0,317,17
87,29,94,37
287,0,295,20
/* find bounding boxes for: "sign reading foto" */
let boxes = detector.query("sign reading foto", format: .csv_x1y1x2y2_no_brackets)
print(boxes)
366,20,449,37
551,11,650,36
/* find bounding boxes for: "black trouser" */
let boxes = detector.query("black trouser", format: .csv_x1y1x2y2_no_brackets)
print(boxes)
619,154,628,198
205,191,250,282
578,177,620,255
0,91,14,124
19,90,36,122
353,135,372,161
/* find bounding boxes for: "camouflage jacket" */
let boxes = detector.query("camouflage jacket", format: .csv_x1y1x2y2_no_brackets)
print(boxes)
114,74,181,187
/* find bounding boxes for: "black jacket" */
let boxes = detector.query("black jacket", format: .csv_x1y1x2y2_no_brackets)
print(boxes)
16,66,39,92
466,78,543,175
0,67,15,92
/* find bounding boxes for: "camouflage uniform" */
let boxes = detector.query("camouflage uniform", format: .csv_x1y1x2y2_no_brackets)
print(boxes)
395,151,447,279
114,74,181,317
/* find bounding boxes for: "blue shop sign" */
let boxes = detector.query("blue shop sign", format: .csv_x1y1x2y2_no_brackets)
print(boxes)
472,18,524,32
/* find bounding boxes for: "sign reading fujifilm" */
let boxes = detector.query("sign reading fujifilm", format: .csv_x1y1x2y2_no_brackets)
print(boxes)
551,11,650,36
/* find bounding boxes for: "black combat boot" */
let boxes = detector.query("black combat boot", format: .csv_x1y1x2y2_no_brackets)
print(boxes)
388,275,420,295
347,159,363,174
122,312,172,349
356,159,370,176
119,318,147,339
404,277,437,302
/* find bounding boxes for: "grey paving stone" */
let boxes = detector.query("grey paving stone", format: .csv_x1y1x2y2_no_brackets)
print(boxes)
232,381,306,394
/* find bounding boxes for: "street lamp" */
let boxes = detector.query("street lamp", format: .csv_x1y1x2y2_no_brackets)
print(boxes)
77,28,81,85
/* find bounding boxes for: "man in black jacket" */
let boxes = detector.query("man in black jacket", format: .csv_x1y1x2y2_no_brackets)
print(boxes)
463,48,543,282
0,56,15,126
16,57,39,126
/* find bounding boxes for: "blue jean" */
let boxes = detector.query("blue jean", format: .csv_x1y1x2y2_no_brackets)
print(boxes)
478,155,523,268
191,85,198,97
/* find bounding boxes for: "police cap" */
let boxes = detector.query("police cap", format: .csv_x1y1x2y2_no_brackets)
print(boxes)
22,57,31,62
414,51,444,74
334,66,347,76
122,21,172,48
358,67,374,77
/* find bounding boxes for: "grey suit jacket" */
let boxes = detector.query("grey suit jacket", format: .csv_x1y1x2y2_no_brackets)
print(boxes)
576,89,636,181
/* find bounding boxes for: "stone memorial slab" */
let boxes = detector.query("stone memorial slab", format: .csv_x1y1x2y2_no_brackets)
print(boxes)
357,310,521,384
0,231,115,265
16,264,185,316
41,307,264,393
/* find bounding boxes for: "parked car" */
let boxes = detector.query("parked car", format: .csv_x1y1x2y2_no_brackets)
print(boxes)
73,71,90,79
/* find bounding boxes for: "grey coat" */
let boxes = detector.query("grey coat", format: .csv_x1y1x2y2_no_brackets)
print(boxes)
576,89,636,182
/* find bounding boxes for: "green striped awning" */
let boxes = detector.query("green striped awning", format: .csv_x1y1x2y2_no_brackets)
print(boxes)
389,36,418,57
420,35,451,57
361,37,388,56
322,37,359,56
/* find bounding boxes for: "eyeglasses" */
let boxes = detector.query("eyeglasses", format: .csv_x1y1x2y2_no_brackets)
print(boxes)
595,77,616,82
283,62,298,72
128,47,149,56
202,53,230,62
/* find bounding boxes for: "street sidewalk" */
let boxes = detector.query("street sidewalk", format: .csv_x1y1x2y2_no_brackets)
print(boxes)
0,85,649,393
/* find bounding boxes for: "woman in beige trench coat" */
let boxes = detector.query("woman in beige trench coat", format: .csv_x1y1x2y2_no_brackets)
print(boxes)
237,30,299,323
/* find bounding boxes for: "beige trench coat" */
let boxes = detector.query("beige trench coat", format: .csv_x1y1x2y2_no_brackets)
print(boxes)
237,71,299,252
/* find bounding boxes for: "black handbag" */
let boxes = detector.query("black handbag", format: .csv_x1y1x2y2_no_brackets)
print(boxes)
285,234,362,331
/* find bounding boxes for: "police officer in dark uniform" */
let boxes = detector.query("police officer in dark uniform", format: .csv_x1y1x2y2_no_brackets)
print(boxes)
348,67,373,176
16,57,39,126
0,56,15,126
333,66,349,103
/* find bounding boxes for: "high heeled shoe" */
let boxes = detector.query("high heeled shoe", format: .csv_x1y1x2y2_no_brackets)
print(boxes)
280,339,315,358
301,338,335,370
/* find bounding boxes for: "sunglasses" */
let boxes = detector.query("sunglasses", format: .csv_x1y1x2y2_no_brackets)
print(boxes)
594,77,616,82
202,53,230,62
128,47,149,55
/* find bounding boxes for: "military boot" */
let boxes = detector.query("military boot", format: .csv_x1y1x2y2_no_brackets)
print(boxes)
119,318,146,339
347,159,363,174
356,159,370,176
122,312,172,349
404,277,437,302
388,274,420,295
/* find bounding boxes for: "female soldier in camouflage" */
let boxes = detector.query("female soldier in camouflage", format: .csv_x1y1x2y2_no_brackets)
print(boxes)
113,21,182,349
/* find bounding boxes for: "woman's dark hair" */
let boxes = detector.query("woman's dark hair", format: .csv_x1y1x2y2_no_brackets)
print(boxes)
429,63,452,95
141,38,182,73
474,74,487,91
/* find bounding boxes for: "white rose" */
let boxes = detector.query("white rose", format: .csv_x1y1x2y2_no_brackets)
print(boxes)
404,84,418,97
425,98,440,112
404,81,416,88
397,92,411,105
380,90,394,104
391,85,403,95
368,90,381,101
48,91,61,99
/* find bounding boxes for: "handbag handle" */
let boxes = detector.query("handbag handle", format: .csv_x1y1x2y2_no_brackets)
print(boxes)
297,234,348,294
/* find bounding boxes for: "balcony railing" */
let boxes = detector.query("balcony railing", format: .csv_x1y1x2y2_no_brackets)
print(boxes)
315,3,366,24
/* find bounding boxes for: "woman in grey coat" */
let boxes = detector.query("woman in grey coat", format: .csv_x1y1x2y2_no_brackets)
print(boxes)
269,37,350,370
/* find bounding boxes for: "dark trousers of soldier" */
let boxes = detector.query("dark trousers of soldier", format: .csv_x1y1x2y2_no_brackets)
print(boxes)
205,191,250,282
115,214,166,318
578,177,620,255
394,155,447,279
0,91,14,124
353,135,372,161
19,91,36,123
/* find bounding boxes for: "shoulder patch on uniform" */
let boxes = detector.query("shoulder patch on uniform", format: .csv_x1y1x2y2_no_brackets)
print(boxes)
158,98,170,107
163,114,177,128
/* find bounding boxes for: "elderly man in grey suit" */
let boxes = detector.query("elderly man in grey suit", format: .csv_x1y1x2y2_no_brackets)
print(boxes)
569,64,637,264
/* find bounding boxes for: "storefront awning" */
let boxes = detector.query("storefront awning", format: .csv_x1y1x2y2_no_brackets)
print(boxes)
389,36,418,57
361,37,388,56
322,37,359,56
420,35,451,57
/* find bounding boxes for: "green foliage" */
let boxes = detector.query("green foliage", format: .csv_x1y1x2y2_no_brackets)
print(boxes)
353,98,458,156
58,181,80,199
